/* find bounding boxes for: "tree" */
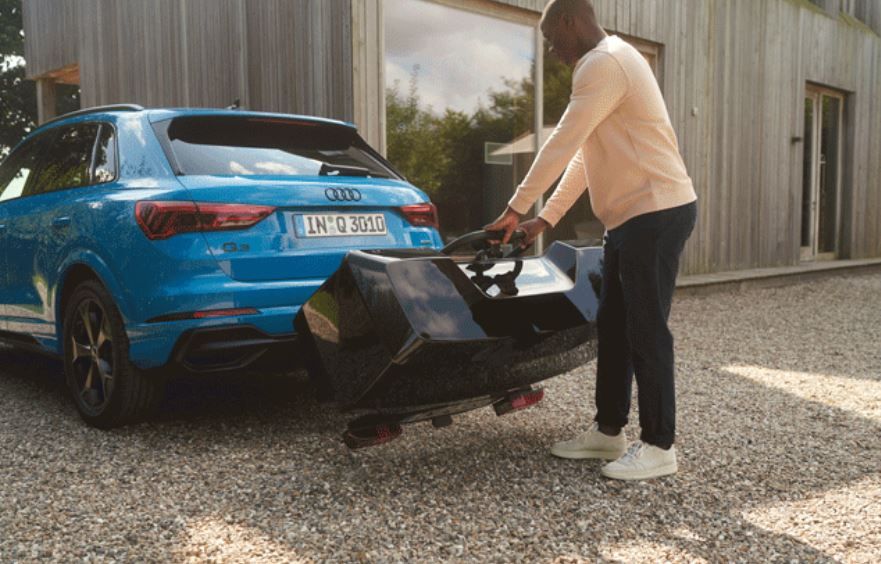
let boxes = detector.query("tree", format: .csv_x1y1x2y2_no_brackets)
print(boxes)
0,0,24,58
386,69,448,197
0,0,36,156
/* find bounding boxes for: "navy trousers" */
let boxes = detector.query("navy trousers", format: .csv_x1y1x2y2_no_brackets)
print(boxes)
593,201,697,449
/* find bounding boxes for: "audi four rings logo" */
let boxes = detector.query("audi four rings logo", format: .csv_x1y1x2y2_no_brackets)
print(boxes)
325,188,362,202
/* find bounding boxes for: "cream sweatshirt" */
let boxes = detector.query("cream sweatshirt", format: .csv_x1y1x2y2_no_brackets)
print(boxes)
507,35,697,230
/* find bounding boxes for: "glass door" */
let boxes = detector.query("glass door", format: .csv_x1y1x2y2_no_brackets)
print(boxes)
801,87,844,261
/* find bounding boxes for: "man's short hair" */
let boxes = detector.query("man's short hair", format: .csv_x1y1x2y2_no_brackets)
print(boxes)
544,0,595,23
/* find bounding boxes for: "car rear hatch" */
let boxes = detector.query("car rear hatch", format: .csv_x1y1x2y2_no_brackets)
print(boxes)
151,114,439,283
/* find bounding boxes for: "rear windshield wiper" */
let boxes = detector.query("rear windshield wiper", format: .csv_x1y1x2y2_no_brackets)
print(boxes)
319,162,371,177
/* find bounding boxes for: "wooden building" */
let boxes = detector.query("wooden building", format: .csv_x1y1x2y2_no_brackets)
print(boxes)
22,0,881,275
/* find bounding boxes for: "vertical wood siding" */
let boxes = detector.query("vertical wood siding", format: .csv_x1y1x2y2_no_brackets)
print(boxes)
245,0,353,119
21,0,79,77
26,0,353,121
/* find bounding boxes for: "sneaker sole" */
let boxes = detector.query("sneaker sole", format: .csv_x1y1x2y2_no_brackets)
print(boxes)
550,447,626,461
600,463,678,481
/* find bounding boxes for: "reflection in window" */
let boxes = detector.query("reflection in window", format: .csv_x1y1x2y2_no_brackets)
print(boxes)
0,168,31,201
30,124,100,195
0,139,44,202
164,117,394,178
385,0,537,240
93,124,117,184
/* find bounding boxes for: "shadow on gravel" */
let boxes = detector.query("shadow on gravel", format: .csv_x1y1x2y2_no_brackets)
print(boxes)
0,349,876,561
0,345,66,393
0,277,879,561
0,344,334,431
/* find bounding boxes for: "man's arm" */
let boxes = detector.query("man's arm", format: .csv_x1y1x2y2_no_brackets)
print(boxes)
484,150,587,245
507,52,629,217
538,148,588,227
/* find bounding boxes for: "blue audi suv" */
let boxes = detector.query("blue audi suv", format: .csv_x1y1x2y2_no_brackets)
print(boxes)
0,105,442,428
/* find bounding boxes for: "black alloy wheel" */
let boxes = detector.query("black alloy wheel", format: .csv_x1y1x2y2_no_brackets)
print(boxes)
69,298,115,416
63,280,163,428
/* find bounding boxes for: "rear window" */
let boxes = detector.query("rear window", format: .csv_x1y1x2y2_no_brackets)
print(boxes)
158,116,398,179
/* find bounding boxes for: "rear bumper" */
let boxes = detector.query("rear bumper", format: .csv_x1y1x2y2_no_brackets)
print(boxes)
126,305,300,371
169,325,298,374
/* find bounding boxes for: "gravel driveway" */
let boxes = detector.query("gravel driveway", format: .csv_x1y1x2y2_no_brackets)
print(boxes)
1,273,879,562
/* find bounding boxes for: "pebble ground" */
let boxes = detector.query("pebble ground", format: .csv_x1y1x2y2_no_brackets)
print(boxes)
1,273,879,562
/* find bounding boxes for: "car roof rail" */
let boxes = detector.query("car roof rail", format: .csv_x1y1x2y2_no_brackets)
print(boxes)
39,104,145,128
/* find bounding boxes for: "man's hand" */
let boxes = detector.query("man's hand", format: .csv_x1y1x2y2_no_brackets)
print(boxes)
517,217,551,248
484,207,523,244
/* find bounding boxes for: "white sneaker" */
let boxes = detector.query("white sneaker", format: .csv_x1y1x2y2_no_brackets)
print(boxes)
600,441,678,481
550,423,627,460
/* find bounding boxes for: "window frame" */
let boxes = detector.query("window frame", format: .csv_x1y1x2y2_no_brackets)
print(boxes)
612,32,664,86
424,0,537,26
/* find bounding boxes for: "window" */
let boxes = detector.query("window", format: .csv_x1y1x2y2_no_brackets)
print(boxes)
157,116,397,179
28,124,101,196
384,0,539,240
0,137,47,202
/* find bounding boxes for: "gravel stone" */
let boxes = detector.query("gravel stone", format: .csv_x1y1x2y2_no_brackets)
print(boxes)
0,273,879,562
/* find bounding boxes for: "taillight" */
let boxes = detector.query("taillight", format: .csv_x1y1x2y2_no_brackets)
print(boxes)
400,203,439,229
493,388,544,416
135,201,275,240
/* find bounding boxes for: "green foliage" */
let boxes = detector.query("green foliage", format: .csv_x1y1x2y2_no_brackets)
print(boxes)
0,0,24,58
0,63,35,154
386,70,449,197
0,0,35,156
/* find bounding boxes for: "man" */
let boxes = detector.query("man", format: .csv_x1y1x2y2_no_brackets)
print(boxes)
485,0,697,481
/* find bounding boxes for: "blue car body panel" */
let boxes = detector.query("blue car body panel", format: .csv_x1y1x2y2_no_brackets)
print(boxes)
0,108,442,370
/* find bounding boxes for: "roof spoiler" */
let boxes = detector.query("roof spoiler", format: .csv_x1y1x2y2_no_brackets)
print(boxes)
39,104,145,128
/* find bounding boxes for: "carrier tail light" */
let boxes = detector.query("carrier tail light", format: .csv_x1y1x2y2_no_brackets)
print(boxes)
400,203,439,229
342,423,403,449
493,388,545,416
135,201,276,240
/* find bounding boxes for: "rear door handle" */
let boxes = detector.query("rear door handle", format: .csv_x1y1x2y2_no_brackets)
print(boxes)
0,223,6,233
52,217,71,228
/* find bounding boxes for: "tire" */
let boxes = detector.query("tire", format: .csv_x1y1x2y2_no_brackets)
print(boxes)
62,280,164,428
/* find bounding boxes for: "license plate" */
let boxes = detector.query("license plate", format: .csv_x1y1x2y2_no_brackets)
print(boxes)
295,213,388,237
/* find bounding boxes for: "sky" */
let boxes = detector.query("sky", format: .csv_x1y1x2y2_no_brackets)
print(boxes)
1,55,24,72
385,0,535,116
